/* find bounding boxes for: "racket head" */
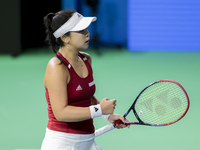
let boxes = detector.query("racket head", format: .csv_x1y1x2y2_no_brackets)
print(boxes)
128,79,189,126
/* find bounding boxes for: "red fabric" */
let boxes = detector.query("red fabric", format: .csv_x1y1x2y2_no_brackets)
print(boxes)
45,52,96,134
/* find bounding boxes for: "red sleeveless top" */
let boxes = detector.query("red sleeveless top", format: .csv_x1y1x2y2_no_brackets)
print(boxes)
45,52,96,134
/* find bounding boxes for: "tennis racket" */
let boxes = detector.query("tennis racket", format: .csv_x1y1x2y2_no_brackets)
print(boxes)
95,79,189,137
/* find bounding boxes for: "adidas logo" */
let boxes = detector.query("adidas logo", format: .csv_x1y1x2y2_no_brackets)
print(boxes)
94,107,99,112
76,85,83,91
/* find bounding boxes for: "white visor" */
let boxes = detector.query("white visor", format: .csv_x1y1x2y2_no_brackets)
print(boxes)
53,12,97,38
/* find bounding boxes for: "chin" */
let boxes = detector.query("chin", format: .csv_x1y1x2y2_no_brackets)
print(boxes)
83,45,89,49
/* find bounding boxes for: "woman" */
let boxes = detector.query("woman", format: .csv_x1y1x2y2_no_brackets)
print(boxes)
41,10,128,150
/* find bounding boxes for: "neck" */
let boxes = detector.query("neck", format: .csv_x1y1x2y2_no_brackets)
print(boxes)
59,46,80,63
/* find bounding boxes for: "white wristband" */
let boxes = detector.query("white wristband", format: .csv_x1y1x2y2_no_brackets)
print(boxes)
89,104,102,118
101,114,111,121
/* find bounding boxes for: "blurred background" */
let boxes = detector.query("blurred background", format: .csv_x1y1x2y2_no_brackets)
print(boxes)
0,0,200,150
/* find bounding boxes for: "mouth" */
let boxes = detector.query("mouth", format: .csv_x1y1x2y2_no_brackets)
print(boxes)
85,39,90,44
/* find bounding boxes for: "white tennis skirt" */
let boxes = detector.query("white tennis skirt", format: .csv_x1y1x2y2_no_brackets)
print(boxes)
41,128,102,150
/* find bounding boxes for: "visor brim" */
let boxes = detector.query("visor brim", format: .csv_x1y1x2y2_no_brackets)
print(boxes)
69,17,97,32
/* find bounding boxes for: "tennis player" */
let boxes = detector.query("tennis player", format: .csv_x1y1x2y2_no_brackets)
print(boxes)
41,10,129,150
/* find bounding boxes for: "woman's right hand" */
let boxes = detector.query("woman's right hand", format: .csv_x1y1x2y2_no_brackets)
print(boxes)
100,98,116,115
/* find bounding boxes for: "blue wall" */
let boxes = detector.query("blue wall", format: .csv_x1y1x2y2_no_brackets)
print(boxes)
61,0,76,10
62,0,200,51
128,0,200,52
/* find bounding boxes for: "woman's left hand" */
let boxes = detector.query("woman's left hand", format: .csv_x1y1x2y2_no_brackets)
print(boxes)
108,114,130,129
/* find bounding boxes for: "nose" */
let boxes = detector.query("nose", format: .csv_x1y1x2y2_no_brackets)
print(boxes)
85,28,90,37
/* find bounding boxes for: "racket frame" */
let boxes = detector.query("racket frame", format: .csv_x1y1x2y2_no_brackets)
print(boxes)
121,79,189,127
95,79,189,137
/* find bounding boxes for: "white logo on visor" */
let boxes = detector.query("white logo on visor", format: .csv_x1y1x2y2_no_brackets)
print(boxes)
77,14,81,18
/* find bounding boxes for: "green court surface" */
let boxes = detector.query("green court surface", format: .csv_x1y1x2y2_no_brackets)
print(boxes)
0,48,200,150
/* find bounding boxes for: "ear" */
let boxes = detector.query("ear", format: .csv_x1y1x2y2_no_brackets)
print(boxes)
60,34,70,44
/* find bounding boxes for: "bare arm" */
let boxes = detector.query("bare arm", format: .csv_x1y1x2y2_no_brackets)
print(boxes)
44,57,115,122
44,58,92,122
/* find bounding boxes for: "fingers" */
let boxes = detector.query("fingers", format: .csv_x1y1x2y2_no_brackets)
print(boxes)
115,122,130,129
115,116,130,129
100,98,117,115
123,118,130,128
115,123,127,129
111,99,117,109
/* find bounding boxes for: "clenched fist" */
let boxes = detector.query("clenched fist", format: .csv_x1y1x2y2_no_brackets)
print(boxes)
100,98,116,115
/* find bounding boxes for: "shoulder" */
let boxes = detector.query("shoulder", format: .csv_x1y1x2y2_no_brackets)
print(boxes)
44,57,69,87
47,57,66,71
79,51,92,64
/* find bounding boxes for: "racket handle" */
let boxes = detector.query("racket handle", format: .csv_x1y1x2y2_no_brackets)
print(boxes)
95,123,115,137
114,119,135,125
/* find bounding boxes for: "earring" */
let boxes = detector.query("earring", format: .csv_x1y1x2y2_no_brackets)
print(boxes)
66,45,70,50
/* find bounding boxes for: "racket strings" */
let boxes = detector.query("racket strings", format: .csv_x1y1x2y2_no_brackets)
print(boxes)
135,82,188,125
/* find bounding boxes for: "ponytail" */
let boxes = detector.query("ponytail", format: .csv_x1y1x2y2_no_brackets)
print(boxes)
43,10,75,64
43,13,57,53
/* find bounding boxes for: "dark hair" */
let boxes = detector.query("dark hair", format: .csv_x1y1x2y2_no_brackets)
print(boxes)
43,10,75,63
